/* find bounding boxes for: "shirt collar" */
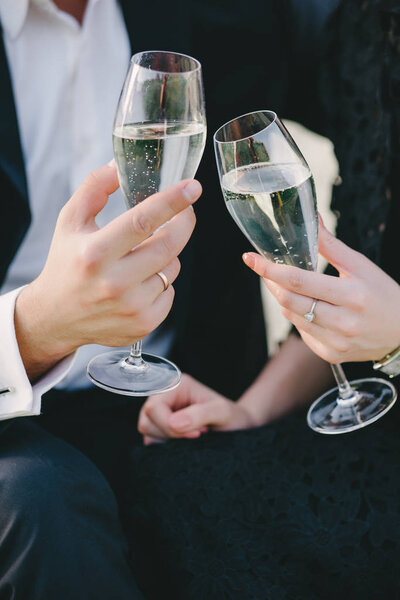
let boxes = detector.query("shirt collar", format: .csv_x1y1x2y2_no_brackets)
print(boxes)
0,0,30,39
0,0,100,40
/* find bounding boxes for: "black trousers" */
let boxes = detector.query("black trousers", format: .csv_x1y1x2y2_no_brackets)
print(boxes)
0,387,145,600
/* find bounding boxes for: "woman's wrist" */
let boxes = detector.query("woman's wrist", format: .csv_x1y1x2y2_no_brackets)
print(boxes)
236,394,274,428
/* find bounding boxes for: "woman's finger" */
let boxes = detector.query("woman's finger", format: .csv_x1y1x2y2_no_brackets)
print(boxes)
318,214,371,276
296,328,351,365
141,397,176,438
143,431,203,445
168,398,231,433
283,310,354,358
143,435,166,446
243,252,351,306
265,280,358,337
138,409,169,440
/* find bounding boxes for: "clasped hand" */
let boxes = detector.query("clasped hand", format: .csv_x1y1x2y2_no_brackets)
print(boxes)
138,374,254,445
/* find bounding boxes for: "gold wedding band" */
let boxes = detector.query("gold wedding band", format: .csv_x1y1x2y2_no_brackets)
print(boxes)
156,271,169,292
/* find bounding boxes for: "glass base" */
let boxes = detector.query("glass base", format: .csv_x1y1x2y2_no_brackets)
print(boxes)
87,350,181,396
307,377,397,435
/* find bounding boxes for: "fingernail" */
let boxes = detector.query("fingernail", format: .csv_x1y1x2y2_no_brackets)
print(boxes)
170,413,192,430
318,212,325,227
107,158,116,168
243,252,255,268
183,180,202,203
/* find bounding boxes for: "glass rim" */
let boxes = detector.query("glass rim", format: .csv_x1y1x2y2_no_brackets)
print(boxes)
213,110,278,144
130,50,202,74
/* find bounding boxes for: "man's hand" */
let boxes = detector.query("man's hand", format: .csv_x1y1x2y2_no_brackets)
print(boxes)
138,374,255,445
15,162,201,381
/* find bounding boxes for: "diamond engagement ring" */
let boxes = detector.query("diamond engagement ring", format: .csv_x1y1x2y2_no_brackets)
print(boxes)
304,300,317,323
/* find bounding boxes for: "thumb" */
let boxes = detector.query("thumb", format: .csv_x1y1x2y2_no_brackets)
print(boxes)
318,213,366,276
61,161,120,230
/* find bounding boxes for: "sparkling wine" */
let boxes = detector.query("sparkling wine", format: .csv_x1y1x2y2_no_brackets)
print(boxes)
221,162,318,270
113,121,206,207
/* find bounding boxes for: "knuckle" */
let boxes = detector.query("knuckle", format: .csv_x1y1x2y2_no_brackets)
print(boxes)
321,348,340,364
323,230,338,250
85,170,100,189
341,317,360,338
143,400,156,419
145,401,163,422
349,284,368,311
186,205,197,229
281,307,294,322
332,339,351,355
131,212,153,238
119,297,141,318
98,278,124,302
288,271,304,291
172,257,181,279
159,234,177,259
168,190,186,214
57,203,69,225
164,285,175,309
137,311,157,338
137,417,146,435
275,287,292,309
75,242,103,274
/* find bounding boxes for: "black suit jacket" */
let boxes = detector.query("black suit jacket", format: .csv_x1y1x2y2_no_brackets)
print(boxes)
0,0,330,400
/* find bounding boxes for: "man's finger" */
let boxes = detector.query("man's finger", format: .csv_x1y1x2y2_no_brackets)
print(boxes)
63,162,120,228
118,207,195,283
94,179,201,261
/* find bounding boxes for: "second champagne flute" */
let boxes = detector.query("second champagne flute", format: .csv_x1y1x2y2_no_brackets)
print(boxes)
87,51,206,396
214,110,396,434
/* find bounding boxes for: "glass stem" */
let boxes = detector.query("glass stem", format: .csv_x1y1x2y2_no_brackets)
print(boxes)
330,363,357,403
124,341,148,370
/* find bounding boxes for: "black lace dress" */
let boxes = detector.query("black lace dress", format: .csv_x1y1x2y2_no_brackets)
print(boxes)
122,2,400,598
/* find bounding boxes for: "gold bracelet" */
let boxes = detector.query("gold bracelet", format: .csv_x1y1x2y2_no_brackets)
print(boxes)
373,345,400,378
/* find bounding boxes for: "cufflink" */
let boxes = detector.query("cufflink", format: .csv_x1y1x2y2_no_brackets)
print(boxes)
0,386,14,395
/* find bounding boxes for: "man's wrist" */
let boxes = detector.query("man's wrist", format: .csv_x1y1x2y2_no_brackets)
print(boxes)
14,284,76,381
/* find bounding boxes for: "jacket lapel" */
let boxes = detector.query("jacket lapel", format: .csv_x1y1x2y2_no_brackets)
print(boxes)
118,0,191,54
0,26,30,285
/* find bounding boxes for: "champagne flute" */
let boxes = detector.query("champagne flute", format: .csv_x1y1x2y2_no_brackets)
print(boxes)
214,110,397,434
87,51,206,396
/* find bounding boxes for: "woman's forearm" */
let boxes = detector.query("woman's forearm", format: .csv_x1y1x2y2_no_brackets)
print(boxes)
237,333,334,426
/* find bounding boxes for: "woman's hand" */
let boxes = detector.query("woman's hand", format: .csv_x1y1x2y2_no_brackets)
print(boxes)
138,374,256,445
243,216,400,364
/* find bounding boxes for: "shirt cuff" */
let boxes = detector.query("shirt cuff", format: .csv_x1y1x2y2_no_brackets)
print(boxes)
0,286,76,420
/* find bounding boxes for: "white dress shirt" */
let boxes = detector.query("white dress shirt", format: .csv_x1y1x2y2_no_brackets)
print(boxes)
0,0,172,419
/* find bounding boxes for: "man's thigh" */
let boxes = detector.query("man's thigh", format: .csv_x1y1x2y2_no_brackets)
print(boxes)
0,417,143,600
